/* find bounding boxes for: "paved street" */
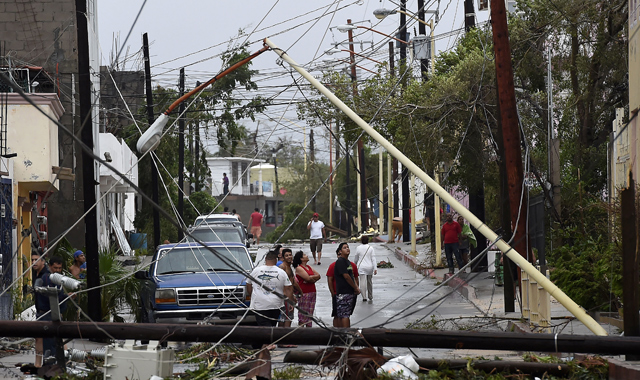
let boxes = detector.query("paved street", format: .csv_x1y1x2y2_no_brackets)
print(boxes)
264,242,479,330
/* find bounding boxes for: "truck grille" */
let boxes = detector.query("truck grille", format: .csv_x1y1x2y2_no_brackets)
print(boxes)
177,286,245,306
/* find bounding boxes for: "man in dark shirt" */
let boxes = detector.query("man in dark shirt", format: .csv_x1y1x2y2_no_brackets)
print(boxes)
33,254,67,366
333,243,360,327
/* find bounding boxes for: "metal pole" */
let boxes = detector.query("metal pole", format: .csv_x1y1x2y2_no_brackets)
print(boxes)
355,147,362,232
379,149,384,233
434,170,442,266
410,174,417,254
387,154,393,240
264,37,607,336
76,0,101,322
400,0,410,243
329,122,333,225
177,68,185,241
143,33,161,250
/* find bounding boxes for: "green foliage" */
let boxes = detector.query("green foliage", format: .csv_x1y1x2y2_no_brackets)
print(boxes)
549,226,621,312
65,249,141,322
272,365,303,380
183,191,220,226
266,203,315,243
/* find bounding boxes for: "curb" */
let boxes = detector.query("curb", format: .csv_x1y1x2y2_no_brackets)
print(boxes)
392,246,477,301
392,246,434,277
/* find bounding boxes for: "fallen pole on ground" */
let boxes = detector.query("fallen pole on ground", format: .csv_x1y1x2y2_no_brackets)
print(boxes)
1,322,637,355
283,351,571,377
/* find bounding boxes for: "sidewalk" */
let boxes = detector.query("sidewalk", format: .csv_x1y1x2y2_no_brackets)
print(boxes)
389,241,620,336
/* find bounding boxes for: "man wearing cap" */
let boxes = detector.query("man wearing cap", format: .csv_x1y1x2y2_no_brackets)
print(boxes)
70,250,86,279
307,213,326,265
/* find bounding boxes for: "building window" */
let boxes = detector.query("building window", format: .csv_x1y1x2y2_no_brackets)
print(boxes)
241,162,248,186
232,162,239,185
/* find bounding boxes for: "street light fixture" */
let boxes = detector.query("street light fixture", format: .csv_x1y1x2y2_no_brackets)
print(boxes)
136,44,270,154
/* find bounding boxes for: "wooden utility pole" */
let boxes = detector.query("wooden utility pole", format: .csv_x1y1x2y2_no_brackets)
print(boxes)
417,0,429,79
464,0,487,273
621,173,639,361
490,0,531,274
177,68,185,241
76,0,101,322
143,33,161,250
346,19,369,231
464,0,475,32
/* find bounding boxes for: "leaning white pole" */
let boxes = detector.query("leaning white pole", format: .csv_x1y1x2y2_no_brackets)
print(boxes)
264,37,607,336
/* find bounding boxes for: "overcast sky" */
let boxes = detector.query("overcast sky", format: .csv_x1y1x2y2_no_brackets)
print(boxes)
96,0,489,161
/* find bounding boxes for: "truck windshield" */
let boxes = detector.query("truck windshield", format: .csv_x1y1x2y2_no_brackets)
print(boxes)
156,246,252,275
187,228,242,243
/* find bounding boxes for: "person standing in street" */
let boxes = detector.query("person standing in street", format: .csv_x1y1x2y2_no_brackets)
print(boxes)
222,173,229,195
353,236,377,302
293,251,321,327
307,213,326,265
232,209,242,222
246,250,294,327
441,213,463,274
457,216,477,266
250,208,263,245
278,249,303,331
333,243,360,327
327,251,359,327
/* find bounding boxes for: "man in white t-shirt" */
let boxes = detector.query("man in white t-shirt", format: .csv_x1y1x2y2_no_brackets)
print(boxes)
246,250,294,327
307,212,326,265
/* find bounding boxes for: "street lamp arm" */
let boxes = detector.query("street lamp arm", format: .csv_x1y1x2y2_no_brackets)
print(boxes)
136,43,270,154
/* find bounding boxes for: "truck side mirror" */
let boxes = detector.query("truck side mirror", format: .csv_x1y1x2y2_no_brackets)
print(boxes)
134,270,149,280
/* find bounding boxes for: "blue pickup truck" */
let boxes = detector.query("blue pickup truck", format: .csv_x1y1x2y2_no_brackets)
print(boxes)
135,242,255,324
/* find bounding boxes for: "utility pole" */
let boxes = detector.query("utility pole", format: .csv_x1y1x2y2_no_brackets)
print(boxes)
387,41,395,238
329,122,333,225
76,0,101,322
143,33,161,251
621,174,639,361
417,0,429,79
194,122,200,192
399,0,411,242
177,68,185,241
346,19,369,231
310,128,316,212
490,0,530,310
464,0,475,32
464,0,487,272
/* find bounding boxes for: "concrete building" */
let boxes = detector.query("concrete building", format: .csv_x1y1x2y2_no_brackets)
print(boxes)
206,157,289,238
1,92,64,307
0,0,102,251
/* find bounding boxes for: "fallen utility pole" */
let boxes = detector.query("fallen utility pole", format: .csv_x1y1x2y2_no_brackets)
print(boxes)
262,37,607,336
284,351,571,377
3,322,639,355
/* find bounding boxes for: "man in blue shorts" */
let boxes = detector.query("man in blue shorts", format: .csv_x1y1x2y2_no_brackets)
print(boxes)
333,243,360,327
